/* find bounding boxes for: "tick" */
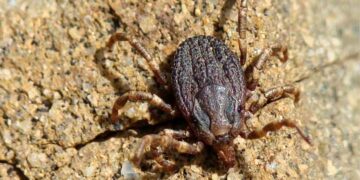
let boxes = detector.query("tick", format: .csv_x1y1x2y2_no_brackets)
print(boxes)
105,0,311,171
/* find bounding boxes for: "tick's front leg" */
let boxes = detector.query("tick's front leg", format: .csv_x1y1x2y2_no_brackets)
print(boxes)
239,119,312,145
246,85,300,114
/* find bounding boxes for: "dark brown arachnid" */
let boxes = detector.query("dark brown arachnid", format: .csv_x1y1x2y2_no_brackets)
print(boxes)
106,0,312,172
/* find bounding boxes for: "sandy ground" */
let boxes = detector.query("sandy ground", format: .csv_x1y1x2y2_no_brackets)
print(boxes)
0,0,359,179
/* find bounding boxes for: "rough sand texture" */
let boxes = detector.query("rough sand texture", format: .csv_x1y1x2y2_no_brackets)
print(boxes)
0,0,359,179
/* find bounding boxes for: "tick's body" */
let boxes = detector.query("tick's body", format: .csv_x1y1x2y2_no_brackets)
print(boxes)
106,0,311,171
173,36,246,139
173,36,246,166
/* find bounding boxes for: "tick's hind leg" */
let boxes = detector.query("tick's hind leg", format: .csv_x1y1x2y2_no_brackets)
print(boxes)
132,129,204,171
239,119,312,145
106,32,169,89
111,91,177,126
246,85,300,113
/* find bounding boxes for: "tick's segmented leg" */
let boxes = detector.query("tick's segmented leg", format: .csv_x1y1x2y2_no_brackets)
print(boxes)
233,110,253,134
245,41,288,89
144,148,177,172
106,32,168,88
152,155,177,172
255,42,288,70
247,85,300,113
239,119,312,145
242,110,254,131
264,85,300,102
159,129,191,139
238,0,248,65
132,129,204,169
111,91,177,124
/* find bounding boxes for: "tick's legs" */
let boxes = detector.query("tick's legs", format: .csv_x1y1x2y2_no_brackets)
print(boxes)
111,91,177,124
152,155,177,172
246,85,299,114
239,119,312,145
230,109,253,137
132,129,204,170
147,129,192,171
240,85,310,145
238,0,248,65
143,148,177,172
245,42,288,89
242,110,253,131
255,42,288,70
161,129,191,139
264,85,299,103
106,32,168,88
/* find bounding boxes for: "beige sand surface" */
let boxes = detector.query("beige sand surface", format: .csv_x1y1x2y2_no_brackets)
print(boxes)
0,0,359,179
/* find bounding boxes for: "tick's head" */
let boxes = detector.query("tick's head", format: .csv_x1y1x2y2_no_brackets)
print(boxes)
213,139,236,168
193,84,242,138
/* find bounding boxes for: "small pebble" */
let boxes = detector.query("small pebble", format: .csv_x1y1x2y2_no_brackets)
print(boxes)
84,166,95,177
27,152,49,168
327,160,338,176
121,160,138,180
0,69,12,80
139,16,157,33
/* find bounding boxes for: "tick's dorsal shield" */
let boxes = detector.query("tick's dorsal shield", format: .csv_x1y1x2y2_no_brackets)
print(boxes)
193,84,239,137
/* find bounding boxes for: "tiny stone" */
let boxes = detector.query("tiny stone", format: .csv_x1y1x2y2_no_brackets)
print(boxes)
5,119,12,126
301,140,311,150
173,13,184,25
139,16,157,33
27,152,49,168
53,91,62,99
42,88,52,98
227,168,243,180
298,164,308,174
68,27,82,41
28,87,40,100
121,160,138,180
15,119,32,133
327,160,338,176
302,34,315,47
327,50,336,62
87,93,99,106
3,130,12,144
265,161,278,172
104,59,113,67
84,166,95,177
195,7,201,17
0,68,12,80
125,107,136,118
287,168,299,178
190,165,201,173
82,82,93,92
211,173,219,180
